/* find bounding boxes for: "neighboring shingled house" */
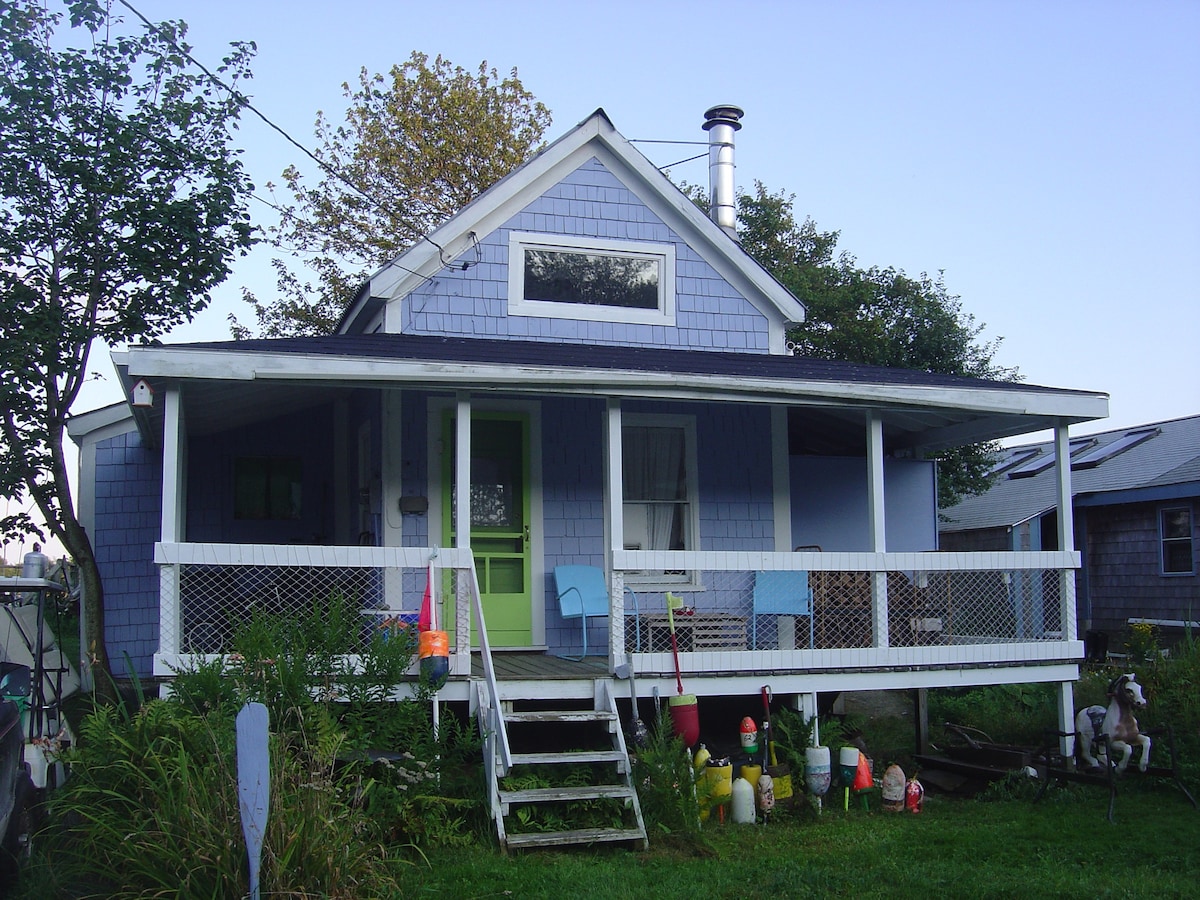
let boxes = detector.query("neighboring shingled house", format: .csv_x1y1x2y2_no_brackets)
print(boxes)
940,414,1200,649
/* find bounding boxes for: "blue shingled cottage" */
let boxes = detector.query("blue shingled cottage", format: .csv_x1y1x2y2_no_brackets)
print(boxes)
68,106,1108,845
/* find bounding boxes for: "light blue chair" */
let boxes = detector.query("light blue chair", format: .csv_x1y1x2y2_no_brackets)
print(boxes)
553,565,611,659
752,570,815,650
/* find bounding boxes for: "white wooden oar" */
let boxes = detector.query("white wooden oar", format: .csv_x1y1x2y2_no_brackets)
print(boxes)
236,702,270,900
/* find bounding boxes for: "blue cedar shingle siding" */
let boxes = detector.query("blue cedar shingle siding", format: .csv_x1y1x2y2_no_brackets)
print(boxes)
399,158,770,351
93,430,161,678
541,397,607,652
540,399,776,655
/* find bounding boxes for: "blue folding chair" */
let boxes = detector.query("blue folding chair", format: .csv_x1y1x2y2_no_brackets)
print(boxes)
553,565,611,659
752,570,815,650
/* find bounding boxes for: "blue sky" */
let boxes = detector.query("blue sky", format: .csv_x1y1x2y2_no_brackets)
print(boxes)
8,0,1192,562
88,0,1196,433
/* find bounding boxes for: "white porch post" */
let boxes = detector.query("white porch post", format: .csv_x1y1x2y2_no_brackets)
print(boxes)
605,399,625,669
381,390,404,611
454,393,472,662
1056,680,1076,762
1053,421,1079,759
1053,422,1078,642
771,406,792,552
866,411,889,647
158,387,185,658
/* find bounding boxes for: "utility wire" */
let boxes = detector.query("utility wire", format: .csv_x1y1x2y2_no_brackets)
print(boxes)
116,0,451,263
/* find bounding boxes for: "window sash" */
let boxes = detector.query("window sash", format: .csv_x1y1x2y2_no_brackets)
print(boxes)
1160,506,1194,575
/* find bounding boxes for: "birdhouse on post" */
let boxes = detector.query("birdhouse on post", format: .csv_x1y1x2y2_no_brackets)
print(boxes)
131,379,154,408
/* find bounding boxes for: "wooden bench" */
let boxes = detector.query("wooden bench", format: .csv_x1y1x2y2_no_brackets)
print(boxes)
1033,724,1198,822
637,611,748,652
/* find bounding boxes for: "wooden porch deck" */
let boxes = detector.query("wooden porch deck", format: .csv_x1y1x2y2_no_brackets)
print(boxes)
471,652,610,681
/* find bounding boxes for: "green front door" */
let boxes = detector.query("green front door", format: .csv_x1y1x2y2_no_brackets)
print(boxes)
441,412,533,647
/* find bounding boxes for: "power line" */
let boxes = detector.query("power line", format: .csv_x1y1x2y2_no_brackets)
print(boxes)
115,0,451,261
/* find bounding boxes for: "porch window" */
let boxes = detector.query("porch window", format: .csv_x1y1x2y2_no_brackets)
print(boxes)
622,416,698,587
234,457,302,520
1160,506,1194,575
507,232,675,326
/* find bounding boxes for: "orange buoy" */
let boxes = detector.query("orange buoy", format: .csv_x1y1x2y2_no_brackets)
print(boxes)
418,629,449,688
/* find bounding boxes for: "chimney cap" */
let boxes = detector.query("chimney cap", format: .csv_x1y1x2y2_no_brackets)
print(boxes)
703,104,744,131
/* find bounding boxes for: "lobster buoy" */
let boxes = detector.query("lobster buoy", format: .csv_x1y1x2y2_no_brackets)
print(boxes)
757,773,775,814
905,775,925,813
739,716,759,755
731,776,756,823
882,764,906,811
418,629,449,689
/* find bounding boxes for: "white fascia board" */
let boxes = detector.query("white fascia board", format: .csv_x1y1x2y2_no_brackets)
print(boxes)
121,344,1109,423
365,115,612,308
65,402,135,442
360,112,806,332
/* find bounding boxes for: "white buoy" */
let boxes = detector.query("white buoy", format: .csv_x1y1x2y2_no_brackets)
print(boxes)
731,776,756,823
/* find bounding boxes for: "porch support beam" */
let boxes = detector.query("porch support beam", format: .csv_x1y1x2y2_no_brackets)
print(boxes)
1053,421,1079,643
158,387,185,660
771,406,792,551
866,411,889,647
1056,680,1076,760
454,393,472,655
605,399,625,669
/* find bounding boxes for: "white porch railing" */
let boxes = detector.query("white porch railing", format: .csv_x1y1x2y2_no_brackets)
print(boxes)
153,543,479,678
611,549,1082,676
152,543,1082,681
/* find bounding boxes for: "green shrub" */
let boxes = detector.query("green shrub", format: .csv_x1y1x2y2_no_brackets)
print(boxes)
631,720,702,836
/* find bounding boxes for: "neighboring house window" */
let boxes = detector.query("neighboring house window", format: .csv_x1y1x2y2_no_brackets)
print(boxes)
1160,506,1194,575
235,457,302,520
622,415,698,588
508,232,675,325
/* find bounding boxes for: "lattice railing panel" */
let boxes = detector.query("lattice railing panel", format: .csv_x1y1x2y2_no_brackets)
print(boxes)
622,566,1064,653
175,562,459,655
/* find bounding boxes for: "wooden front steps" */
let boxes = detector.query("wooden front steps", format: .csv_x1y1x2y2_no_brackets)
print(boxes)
483,681,648,851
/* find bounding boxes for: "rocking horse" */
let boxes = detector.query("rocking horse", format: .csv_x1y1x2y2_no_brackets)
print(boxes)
1075,673,1151,773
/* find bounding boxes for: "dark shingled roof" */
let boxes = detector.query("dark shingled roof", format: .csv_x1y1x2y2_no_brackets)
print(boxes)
169,333,1083,397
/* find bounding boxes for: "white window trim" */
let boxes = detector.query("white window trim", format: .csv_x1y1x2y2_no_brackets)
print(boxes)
1159,504,1195,576
507,231,676,326
622,412,701,590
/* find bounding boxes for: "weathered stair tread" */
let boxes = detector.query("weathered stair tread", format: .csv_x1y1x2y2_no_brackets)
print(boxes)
505,827,647,849
509,749,628,766
500,784,634,804
504,709,618,724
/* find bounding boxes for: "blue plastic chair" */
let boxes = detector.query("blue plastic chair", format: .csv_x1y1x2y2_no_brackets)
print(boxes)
752,570,815,650
553,565,611,659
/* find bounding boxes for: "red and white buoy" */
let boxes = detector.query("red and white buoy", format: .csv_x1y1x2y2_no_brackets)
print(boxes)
739,716,759,755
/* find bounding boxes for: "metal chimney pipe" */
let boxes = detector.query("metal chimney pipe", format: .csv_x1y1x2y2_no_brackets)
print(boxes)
703,104,744,239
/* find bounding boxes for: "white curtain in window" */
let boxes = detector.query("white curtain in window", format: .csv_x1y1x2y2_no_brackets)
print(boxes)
626,426,684,551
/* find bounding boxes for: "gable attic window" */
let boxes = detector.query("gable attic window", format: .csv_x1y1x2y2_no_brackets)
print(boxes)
508,232,676,326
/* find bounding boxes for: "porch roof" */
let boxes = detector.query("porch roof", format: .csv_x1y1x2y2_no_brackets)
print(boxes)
113,333,1107,451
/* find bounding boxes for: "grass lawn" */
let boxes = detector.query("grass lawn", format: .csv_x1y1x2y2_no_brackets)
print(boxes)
396,782,1199,899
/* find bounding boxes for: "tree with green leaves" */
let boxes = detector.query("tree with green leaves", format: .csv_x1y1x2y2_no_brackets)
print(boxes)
233,51,551,338
734,183,1015,508
0,0,255,683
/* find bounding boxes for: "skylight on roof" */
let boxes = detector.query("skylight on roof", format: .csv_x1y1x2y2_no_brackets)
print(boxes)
1008,438,1095,479
1072,427,1159,470
989,448,1039,477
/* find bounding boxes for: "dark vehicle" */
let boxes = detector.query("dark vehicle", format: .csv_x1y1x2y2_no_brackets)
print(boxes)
1,578,79,887
1,664,34,879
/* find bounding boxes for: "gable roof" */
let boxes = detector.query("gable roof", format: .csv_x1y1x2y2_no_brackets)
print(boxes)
337,108,806,350
940,413,1200,532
